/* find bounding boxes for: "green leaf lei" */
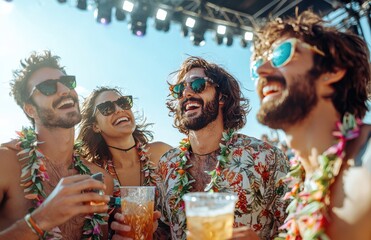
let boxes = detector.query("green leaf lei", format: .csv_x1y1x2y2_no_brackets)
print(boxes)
17,127,106,240
276,113,361,240
173,129,235,206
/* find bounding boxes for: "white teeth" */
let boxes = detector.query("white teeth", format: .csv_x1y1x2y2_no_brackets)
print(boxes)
57,99,74,108
262,85,282,96
185,102,201,110
114,117,129,125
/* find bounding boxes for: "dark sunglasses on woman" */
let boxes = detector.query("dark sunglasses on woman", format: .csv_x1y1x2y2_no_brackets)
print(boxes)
94,95,133,116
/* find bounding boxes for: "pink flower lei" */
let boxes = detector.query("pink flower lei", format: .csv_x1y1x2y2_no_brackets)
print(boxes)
277,113,362,240
17,127,106,240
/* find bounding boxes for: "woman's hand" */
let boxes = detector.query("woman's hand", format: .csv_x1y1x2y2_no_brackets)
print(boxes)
111,210,161,240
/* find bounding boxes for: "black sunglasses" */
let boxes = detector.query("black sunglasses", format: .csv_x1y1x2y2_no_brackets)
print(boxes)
169,77,218,99
29,75,76,98
94,96,133,116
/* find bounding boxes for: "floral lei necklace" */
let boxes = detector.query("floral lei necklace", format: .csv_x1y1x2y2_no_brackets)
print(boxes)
105,141,157,192
172,129,235,210
278,113,361,240
17,127,106,240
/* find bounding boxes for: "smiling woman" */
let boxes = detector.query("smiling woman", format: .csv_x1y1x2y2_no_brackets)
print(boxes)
77,86,172,192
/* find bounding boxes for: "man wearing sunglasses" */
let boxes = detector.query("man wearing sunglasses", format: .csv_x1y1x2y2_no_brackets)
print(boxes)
253,10,371,239
155,56,289,239
0,50,114,239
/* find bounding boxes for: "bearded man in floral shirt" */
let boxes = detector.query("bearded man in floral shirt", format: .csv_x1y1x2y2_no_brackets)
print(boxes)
155,56,289,239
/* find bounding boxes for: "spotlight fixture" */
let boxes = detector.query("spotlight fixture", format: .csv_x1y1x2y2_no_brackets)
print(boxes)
76,0,87,10
224,33,233,46
114,0,126,20
217,25,226,35
154,8,171,32
240,31,253,48
185,17,196,28
190,18,207,46
115,8,126,21
94,0,113,24
129,2,151,36
214,25,226,45
240,38,248,48
95,8,112,24
122,0,134,12
156,8,167,21
181,24,189,37
244,31,254,41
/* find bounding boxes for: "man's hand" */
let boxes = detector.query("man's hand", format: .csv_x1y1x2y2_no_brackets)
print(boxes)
30,175,110,231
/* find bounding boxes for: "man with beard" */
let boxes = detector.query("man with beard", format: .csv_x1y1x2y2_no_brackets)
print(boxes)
252,10,371,239
0,51,114,239
154,56,289,239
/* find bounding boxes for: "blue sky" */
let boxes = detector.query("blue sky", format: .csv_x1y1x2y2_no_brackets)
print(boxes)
0,0,370,146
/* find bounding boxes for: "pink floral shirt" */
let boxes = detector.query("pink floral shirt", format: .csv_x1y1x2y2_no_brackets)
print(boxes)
156,134,289,239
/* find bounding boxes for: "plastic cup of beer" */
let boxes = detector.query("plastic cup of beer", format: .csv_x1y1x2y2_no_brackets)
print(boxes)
120,186,155,240
183,192,237,240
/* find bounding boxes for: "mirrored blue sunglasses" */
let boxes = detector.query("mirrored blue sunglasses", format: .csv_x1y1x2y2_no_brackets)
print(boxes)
250,38,325,81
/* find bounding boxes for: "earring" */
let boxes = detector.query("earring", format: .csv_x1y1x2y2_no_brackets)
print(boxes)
323,76,329,81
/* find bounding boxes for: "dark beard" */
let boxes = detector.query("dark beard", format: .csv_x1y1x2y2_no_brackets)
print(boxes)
257,71,318,130
35,96,82,129
181,94,219,131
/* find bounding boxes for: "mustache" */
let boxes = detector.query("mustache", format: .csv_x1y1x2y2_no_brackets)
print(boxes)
53,95,78,108
257,75,286,92
181,97,204,111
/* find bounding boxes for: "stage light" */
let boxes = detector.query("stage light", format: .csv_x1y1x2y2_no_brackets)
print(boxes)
122,0,134,12
154,8,171,32
185,17,196,28
214,34,223,45
156,9,167,21
94,0,112,25
240,39,247,48
181,24,189,37
76,0,87,10
115,8,126,21
224,33,233,46
244,31,254,41
217,25,226,35
57,0,67,3
94,10,111,24
129,21,146,36
190,19,207,46
190,33,205,46
129,2,151,37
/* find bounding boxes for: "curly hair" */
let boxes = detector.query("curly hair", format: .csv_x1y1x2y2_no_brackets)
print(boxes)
77,86,154,164
9,50,66,126
166,56,250,134
253,10,371,119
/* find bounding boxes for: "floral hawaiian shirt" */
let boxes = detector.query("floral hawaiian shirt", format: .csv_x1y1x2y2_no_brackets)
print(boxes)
156,133,289,240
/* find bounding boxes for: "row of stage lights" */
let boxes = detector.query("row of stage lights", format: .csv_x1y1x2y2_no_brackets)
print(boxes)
58,0,254,48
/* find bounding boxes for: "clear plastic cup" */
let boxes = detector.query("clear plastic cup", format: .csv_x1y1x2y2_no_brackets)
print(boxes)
183,192,237,240
120,186,155,240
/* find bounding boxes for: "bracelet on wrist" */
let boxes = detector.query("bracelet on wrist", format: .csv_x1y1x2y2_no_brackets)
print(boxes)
24,213,46,239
